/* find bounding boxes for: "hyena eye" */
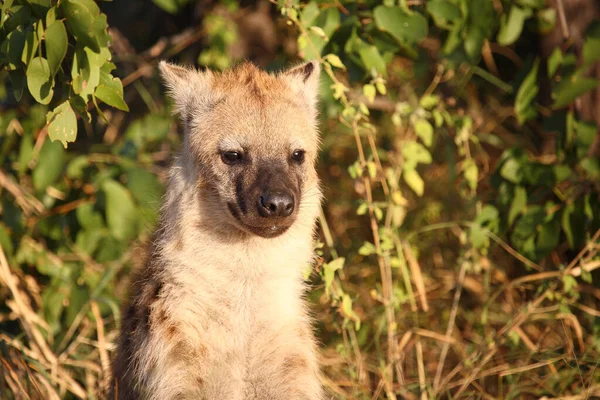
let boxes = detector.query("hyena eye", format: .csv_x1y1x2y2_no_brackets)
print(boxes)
291,150,305,164
221,151,243,165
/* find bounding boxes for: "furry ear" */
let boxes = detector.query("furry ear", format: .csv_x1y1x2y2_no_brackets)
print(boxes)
158,61,213,128
282,61,320,120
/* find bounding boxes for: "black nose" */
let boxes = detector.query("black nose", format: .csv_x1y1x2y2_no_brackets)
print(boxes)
258,191,295,218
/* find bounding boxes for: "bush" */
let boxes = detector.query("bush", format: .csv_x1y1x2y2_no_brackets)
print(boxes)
1,0,599,398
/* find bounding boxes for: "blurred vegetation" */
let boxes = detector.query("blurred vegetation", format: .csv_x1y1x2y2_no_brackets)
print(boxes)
1,0,600,398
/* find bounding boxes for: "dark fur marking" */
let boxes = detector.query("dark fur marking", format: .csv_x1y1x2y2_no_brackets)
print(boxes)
166,324,178,338
235,174,247,214
282,354,308,371
227,202,241,220
301,62,314,82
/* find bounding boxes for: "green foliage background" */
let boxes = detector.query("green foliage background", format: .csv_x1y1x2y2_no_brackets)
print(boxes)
1,0,600,398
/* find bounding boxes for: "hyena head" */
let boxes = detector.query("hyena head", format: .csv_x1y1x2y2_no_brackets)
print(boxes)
159,61,321,238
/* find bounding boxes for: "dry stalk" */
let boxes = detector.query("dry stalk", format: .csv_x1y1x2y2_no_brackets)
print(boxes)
433,260,467,390
415,340,427,400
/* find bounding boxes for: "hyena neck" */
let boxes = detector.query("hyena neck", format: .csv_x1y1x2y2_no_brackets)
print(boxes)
155,154,318,282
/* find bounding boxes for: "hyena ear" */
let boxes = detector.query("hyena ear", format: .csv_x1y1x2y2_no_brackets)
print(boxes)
282,61,320,120
158,61,212,128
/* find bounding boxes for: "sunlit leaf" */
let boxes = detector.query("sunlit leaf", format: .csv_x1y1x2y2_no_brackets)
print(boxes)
515,59,539,124
497,6,532,46
94,71,129,111
414,119,433,147
403,168,424,197
374,6,428,45
46,101,77,147
552,76,599,109
45,20,68,77
26,56,54,105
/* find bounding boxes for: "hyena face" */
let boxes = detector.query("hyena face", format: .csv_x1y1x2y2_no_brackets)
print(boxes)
159,61,320,238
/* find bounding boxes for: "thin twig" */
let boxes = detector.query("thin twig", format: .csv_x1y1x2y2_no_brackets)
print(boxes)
555,0,570,40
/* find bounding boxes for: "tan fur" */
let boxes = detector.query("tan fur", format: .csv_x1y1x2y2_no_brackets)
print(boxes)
109,61,324,399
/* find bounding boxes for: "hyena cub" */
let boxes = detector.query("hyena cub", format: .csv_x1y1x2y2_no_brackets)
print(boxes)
110,61,324,399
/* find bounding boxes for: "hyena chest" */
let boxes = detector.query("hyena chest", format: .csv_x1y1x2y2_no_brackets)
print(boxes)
173,273,303,363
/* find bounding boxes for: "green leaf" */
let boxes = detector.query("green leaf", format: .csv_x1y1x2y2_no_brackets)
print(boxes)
357,45,387,77
470,223,489,249
324,54,345,70
414,119,433,147
562,275,578,294
77,202,104,231
537,8,556,35
3,4,31,33
45,20,68,77
1,0,15,28
553,165,572,183
443,24,463,55
299,31,326,61
70,95,91,122
358,241,376,256
66,155,89,179
403,168,424,196
125,114,172,146
464,25,485,62
8,69,26,101
71,46,110,99
463,158,478,190
1,28,26,69
582,35,600,69
94,71,129,111
402,141,432,169
45,5,57,25
536,217,560,258
426,0,462,29
517,0,545,8
374,6,428,45
562,202,585,248
476,205,500,226
515,59,539,124
323,257,345,293
21,22,42,66
552,76,599,109
152,0,189,14
0,223,13,257
508,186,527,226
18,131,33,172
46,101,77,147
511,206,545,257
363,84,376,103
126,168,163,205
581,157,600,178
547,47,563,77
66,285,89,327
61,0,109,52
300,2,320,26
432,110,444,127
500,158,523,183
26,57,54,105
341,294,361,330
126,168,164,227
102,180,138,241
497,6,532,46
32,140,65,193
419,94,439,110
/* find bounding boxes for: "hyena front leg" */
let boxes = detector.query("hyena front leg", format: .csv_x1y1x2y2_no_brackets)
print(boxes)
248,332,324,400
